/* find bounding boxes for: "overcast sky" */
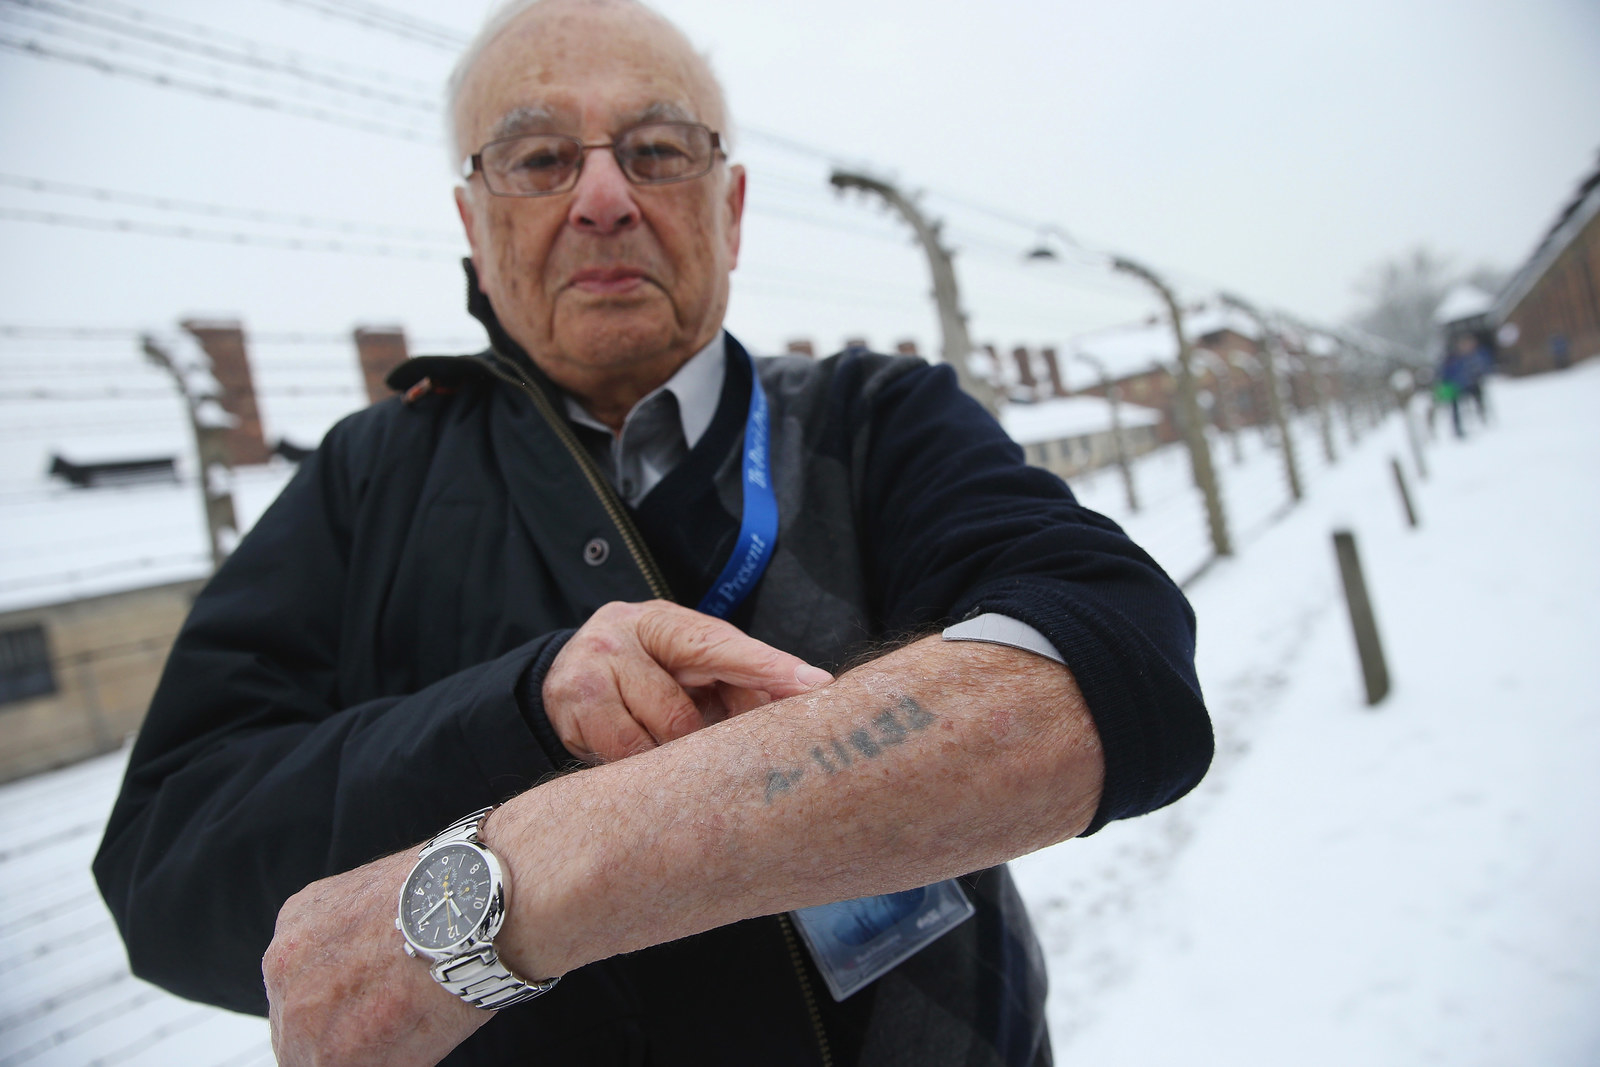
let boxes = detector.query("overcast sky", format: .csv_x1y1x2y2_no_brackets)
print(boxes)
0,0,1595,367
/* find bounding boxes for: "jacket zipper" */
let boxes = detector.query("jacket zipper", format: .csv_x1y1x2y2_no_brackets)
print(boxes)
481,353,836,1066
778,912,835,1067
478,356,673,599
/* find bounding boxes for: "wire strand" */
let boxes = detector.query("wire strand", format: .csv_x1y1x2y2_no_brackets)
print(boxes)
0,205,461,259
56,0,438,91
0,324,484,346
0,384,362,400
7,0,439,111
0,5,425,121
261,0,466,50
0,34,438,143
0,173,461,243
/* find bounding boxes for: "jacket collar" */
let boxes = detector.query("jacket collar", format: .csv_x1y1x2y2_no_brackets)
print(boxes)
386,259,553,394
389,259,741,411
462,258,543,380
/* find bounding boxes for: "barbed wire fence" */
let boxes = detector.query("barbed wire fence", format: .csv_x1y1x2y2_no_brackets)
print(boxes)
0,3,1442,1063
0,0,1428,759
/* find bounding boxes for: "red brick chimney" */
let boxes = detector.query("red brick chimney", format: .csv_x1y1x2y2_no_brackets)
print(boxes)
785,339,815,357
1011,346,1038,392
1041,347,1068,396
181,319,270,467
354,326,410,404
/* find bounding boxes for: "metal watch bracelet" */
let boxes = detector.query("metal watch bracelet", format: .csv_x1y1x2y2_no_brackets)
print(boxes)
430,945,557,1010
416,806,559,1010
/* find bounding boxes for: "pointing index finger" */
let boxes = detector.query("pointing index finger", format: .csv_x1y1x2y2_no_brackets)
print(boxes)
633,603,833,697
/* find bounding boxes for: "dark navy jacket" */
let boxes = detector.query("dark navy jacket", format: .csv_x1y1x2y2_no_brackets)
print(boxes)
94,289,1212,1065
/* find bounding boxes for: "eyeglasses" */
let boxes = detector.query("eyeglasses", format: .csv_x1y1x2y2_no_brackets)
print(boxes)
463,122,724,198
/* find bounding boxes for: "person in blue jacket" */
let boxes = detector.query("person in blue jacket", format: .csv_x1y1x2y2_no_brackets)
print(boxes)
1437,332,1491,437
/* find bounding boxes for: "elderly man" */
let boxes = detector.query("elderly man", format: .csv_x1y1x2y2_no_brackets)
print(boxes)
94,1,1211,1064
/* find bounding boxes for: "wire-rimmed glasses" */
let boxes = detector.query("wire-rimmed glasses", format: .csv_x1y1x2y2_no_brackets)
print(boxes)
462,122,724,197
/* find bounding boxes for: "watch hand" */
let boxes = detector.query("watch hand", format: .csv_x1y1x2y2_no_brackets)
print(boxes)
418,896,449,924
447,896,465,919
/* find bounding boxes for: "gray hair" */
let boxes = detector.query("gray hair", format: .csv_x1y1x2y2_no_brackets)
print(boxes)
444,0,733,170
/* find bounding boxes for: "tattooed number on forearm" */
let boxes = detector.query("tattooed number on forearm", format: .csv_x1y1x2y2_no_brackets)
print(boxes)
762,696,936,804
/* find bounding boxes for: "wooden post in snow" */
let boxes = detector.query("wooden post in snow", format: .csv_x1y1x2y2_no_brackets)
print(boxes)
1390,458,1419,529
1332,529,1390,706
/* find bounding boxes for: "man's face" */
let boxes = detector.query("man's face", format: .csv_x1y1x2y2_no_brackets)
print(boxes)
453,2,745,398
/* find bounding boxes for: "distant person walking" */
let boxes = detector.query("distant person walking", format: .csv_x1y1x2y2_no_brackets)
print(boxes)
1437,338,1473,438
1550,333,1571,371
1462,333,1492,424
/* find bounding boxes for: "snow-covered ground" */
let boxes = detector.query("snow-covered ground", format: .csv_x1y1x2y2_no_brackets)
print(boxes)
0,754,273,1067
1014,361,1600,1064
2,364,1596,1065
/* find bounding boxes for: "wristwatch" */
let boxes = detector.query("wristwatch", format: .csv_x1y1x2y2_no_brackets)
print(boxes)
395,806,560,1010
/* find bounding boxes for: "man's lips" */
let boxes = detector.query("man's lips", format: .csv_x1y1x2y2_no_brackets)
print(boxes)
567,267,651,295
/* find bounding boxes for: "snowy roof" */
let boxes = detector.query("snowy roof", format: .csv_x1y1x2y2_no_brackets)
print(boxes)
1433,284,1495,326
1269,320,1346,360
0,327,371,614
0,468,296,615
1063,305,1263,382
1494,154,1600,322
1305,332,1340,358
1000,393,1162,445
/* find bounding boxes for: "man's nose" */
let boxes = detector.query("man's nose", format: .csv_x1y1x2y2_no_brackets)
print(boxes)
568,148,639,235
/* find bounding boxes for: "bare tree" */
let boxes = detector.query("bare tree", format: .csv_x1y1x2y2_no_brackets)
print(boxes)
1348,247,1507,360
1349,246,1456,357
1462,264,1508,295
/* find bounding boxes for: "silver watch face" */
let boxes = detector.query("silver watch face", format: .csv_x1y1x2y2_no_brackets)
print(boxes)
398,842,497,953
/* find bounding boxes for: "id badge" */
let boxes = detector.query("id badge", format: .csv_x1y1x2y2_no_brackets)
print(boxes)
790,879,975,1001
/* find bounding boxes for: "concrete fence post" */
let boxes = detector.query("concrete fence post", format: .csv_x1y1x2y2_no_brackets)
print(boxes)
1115,257,1230,557
830,169,998,415
143,335,240,571
1401,391,1429,482
1222,294,1303,504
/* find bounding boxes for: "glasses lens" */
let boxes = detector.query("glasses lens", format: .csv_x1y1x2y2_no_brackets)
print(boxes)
482,135,583,195
616,124,713,184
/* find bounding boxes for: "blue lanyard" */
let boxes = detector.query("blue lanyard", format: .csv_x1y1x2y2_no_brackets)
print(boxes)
697,354,778,619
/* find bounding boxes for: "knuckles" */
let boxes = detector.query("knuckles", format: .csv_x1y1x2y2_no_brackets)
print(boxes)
266,857,466,1066
650,694,705,742
545,599,767,762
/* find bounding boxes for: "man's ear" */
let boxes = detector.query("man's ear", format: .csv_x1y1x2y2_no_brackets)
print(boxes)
723,163,746,270
454,186,485,287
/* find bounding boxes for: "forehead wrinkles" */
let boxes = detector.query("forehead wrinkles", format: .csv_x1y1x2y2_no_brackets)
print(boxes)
458,4,725,149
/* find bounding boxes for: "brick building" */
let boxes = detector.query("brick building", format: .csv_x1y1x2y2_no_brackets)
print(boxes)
1493,155,1600,375
1060,306,1330,445
999,394,1163,481
0,579,206,782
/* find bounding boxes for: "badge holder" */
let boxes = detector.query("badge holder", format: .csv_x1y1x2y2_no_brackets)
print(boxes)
790,879,975,1001
707,363,975,999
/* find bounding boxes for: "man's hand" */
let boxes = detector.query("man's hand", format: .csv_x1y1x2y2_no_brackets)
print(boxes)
265,637,1103,1065
264,853,488,1067
543,600,833,763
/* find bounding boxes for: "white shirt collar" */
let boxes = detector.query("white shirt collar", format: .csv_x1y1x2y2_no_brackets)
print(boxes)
564,331,726,449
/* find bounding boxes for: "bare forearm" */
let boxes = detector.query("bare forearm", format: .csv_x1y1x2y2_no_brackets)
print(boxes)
486,635,1104,980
